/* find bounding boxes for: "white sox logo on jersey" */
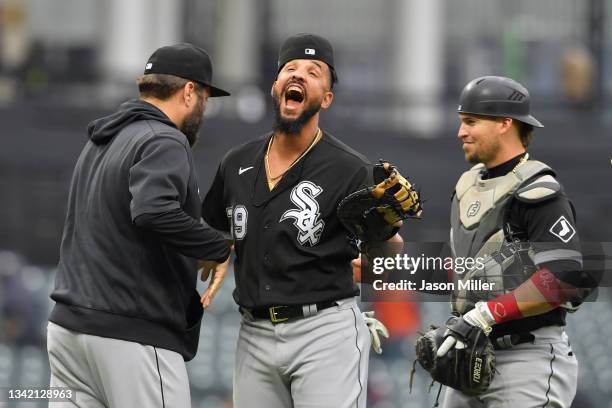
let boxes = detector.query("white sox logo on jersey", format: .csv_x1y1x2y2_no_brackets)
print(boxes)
280,181,325,246
549,215,576,243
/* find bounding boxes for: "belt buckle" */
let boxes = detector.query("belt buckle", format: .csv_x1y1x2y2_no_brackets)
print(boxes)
269,306,288,323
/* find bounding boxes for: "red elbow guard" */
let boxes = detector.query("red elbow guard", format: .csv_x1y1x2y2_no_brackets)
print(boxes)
529,267,564,307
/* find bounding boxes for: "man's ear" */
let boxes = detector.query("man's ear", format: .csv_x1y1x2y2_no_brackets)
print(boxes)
183,82,196,107
320,90,334,110
499,117,514,134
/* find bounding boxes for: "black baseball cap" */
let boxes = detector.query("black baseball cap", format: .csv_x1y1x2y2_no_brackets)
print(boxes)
144,43,230,97
277,33,338,85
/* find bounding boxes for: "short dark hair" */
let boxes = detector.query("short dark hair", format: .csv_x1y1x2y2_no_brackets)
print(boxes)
516,121,534,147
137,74,204,100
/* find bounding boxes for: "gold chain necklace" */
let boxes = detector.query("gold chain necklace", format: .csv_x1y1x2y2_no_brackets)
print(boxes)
511,153,529,173
265,128,321,188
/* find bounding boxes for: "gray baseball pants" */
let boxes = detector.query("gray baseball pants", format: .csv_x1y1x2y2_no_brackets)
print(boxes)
233,297,371,408
442,326,578,408
46,322,190,408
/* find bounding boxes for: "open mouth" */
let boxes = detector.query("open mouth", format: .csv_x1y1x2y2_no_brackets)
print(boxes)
284,84,305,109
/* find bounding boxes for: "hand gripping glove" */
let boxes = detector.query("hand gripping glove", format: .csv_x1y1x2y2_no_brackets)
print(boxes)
337,161,423,243
415,314,496,397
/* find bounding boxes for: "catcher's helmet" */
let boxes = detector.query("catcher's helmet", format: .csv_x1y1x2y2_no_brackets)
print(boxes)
457,76,543,128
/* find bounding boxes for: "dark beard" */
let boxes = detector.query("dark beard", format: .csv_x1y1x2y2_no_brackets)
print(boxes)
272,92,321,136
466,152,480,165
181,97,204,147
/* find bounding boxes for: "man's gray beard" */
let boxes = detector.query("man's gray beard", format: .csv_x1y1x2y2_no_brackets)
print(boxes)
272,93,320,136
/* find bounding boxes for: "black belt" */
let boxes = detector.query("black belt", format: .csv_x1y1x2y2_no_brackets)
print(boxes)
243,301,338,323
490,332,535,350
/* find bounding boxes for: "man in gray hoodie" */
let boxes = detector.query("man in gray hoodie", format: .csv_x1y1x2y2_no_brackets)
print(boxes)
48,44,230,407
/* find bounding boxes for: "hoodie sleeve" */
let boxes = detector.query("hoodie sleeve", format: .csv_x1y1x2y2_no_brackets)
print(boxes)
130,136,230,261
134,209,230,262
129,136,189,217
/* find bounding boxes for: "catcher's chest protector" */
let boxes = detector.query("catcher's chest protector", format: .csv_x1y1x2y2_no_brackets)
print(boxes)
450,160,556,314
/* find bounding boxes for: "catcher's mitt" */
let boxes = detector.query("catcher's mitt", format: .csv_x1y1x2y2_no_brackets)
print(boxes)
337,161,422,243
415,316,496,397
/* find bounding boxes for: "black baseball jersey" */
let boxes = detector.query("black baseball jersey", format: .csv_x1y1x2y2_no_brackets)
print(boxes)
203,131,373,309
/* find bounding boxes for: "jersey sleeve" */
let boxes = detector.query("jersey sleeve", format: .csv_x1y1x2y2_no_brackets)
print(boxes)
129,136,189,219
202,161,230,233
520,195,583,285
343,162,374,197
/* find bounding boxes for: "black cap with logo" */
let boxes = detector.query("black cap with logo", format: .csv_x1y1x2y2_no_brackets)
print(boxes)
277,33,337,85
144,43,230,97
